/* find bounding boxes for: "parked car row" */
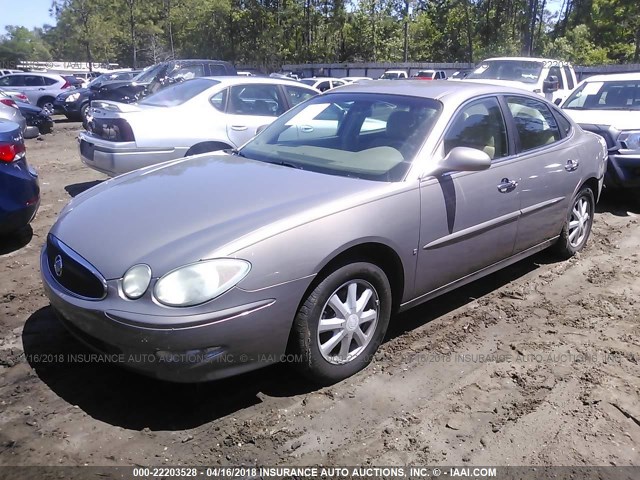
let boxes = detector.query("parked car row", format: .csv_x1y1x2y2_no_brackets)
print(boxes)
36,73,611,386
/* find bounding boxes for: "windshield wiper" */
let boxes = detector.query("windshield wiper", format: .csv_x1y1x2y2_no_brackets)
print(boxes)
229,148,247,158
268,160,304,170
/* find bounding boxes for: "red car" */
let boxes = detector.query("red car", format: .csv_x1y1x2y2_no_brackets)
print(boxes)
412,70,447,80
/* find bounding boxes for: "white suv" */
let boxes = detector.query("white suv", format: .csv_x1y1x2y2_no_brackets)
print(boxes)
463,57,578,105
0,72,72,113
562,72,640,189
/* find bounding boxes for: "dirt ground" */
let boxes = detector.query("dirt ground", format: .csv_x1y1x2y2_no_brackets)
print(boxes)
0,119,639,469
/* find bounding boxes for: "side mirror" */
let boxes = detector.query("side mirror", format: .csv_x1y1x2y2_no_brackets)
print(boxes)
428,147,491,177
543,75,559,93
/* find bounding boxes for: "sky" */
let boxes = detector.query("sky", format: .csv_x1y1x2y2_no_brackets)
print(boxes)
0,0,56,33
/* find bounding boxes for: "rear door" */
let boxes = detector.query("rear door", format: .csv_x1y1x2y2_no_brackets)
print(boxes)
225,83,286,147
504,95,574,253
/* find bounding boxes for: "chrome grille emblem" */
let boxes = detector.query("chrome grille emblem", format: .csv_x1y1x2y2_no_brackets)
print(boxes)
53,255,63,277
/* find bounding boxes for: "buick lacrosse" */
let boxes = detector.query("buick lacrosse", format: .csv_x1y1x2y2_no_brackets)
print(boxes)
42,81,607,384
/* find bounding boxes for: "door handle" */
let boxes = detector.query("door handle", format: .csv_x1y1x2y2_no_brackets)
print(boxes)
565,159,579,172
497,178,518,193
230,125,248,131
300,125,314,133
38,88,46,91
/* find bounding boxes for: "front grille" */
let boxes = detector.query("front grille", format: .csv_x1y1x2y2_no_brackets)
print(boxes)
46,235,107,300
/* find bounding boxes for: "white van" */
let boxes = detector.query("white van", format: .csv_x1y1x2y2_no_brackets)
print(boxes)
462,57,578,104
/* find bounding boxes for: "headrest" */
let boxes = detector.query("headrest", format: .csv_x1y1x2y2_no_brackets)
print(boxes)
386,111,416,139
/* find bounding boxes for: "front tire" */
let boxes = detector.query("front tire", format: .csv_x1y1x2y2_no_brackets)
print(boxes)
291,262,392,385
553,186,595,258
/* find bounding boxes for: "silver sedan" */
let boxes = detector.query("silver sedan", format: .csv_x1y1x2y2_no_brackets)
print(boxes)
42,81,607,385
79,77,319,176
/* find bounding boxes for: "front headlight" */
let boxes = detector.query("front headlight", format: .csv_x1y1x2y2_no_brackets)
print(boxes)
122,264,152,299
65,92,81,103
154,259,251,307
619,130,640,152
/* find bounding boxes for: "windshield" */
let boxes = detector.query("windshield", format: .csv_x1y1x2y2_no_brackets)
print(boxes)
88,71,136,88
380,72,401,79
466,60,543,84
300,79,317,86
563,80,640,110
415,71,435,78
240,93,442,181
139,78,219,107
134,63,166,83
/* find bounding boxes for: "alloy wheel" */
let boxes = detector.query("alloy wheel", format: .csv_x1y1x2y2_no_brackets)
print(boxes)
568,195,590,248
317,279,379,365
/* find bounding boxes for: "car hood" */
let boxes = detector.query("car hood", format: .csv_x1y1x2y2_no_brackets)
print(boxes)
97,80,147,91
51,152,387,279
562,109,640,131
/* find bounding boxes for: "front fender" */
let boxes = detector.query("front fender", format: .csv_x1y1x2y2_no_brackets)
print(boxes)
232,187,421,301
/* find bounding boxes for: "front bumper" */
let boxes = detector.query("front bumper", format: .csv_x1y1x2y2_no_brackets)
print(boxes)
40,247,310,383
53,99,83,116
0,200,39,235
78,132,188,177
606,153,640,189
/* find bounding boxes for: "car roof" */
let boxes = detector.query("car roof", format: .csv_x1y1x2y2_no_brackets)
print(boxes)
582,72,640,82
6,72,63,79
328,79,544,102
482,57,569,63
206,76,319,89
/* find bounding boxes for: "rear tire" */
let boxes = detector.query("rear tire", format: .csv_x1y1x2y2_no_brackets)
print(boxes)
291,262,392,385
37,97,55,115
553,186,595,258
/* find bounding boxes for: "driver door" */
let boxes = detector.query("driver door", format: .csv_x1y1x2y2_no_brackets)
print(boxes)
414,96,522,297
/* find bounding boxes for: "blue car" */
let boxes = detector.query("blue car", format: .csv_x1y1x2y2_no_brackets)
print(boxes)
0,120,39,235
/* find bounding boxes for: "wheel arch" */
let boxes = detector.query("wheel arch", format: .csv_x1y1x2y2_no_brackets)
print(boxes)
37,95,55,107
579,177,601,203
308,241,406,314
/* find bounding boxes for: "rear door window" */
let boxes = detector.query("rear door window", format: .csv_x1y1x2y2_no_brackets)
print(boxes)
169,64,206,81
209,64,230,76
228,84,284,116
444,97,508,160
506,96,562,151
23,75,45,86
284,85,317,107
